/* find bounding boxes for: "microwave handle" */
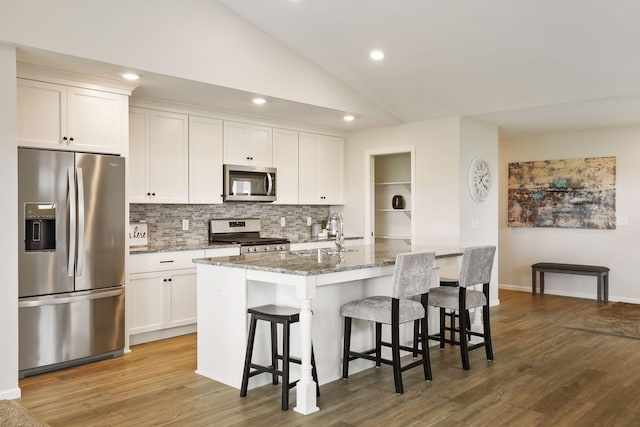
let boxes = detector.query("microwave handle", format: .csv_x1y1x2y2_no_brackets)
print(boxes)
266,172,273,196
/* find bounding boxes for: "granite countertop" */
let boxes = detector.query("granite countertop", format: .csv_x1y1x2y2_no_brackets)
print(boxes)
129,236,364,255
130,242,239,254
193,242,462,276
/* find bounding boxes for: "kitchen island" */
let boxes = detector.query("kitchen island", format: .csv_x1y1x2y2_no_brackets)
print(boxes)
193,243,462,415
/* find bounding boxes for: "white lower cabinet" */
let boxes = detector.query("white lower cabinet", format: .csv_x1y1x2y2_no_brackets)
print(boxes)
128,269,197,336
128,247,239,344
128,250,204,344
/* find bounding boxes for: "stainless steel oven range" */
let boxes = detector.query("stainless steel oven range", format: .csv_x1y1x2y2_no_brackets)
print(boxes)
209,218,290,254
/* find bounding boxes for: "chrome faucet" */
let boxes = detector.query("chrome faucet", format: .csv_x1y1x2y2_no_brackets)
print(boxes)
327,212,345,252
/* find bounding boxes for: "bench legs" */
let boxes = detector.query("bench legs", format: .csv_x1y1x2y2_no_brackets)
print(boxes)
531,269,545,296
531,268,609,303
598,272,609,303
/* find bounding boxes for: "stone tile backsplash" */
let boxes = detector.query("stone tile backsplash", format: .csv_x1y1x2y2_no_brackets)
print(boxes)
130,204,331,246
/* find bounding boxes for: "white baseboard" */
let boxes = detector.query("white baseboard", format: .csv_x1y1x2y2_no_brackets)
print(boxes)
498,283,640,304
0,387,21,400
130,324,197,346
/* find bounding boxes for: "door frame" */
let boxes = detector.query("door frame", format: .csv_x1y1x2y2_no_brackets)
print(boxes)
364,146,416,245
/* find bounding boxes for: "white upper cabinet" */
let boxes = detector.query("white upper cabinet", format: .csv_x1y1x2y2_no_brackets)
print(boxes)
299,132,344,205
223,121,273,167
189,116,224,204
272,128,299,204
17,78,127,154
129,108,189,203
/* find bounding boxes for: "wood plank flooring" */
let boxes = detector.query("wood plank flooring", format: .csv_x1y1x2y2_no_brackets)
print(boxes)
16,290,640,426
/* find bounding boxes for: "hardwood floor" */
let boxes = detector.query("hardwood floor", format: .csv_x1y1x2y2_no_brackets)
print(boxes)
17,290,640,426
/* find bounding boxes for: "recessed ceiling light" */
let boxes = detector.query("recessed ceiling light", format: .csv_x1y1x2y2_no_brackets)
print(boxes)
343,115,355,122
120,72,140,81
252,97,266,105
369,50,385,61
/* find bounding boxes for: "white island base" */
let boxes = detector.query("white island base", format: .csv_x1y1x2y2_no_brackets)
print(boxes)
195,246,460,415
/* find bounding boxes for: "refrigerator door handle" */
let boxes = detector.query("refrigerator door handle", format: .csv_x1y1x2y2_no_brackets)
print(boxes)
76,167,85,276
67,167,76,277
18,287,124,308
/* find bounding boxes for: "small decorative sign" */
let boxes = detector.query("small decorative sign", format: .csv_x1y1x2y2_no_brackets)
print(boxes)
129,222,148,247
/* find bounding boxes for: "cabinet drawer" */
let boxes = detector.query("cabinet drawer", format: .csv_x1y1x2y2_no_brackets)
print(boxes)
129,250,205,274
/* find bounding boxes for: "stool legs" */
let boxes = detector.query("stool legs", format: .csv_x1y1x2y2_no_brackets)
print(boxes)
281,321,290,411
240,314,258,398
342,317,352,379
270,322,278,385
241,314,319,411
375,323,382,367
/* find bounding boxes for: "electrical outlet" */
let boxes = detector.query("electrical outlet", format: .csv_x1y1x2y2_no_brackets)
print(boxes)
616,216,629,227
182,219,189,231
280,217,286,227
307,216,312,226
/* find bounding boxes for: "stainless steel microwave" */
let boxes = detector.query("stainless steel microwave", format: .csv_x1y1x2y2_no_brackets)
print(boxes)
223,164,277,202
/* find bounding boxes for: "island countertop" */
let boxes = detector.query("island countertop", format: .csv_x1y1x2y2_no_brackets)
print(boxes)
193,243,462,276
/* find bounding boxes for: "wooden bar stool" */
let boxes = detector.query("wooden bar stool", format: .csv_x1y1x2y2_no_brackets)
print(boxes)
239,304,319,411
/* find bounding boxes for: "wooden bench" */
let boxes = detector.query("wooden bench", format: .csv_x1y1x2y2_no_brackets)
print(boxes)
531,263,609,303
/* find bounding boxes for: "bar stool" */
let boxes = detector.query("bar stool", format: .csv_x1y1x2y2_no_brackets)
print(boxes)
240,304,320,411
341,252,435,394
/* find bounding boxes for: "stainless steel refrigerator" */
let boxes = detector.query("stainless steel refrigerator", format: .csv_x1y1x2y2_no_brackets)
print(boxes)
18,148,125,377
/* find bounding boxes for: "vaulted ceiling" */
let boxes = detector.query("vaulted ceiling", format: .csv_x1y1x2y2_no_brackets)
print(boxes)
218,0,640,137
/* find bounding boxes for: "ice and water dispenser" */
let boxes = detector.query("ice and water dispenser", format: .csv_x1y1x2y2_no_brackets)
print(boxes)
24,203,56,252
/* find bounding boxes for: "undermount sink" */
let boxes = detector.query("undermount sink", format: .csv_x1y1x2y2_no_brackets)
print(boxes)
290,248,356,256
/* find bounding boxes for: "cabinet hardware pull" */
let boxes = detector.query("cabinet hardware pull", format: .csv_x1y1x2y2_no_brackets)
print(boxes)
159,260,174,263
69,137,74,141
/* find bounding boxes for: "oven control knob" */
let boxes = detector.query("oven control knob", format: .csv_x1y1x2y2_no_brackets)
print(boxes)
263,246,269,251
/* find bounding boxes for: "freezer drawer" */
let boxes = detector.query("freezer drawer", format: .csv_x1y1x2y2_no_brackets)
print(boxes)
19,287,124,375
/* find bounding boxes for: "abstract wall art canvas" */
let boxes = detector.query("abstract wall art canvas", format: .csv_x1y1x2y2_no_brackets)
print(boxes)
508,156,616,229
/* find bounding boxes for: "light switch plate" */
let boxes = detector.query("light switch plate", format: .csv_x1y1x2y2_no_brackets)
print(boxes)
280,217,286,227
182,219,189,231
307,216,312,226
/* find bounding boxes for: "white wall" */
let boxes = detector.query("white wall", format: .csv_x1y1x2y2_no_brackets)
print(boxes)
499,126,640,303
343,117,499,304
460,118,499,304
0,44,20,399
0,0,387,120
343,117,461,246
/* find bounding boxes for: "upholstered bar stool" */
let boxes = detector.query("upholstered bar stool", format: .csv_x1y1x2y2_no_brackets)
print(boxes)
239,304,319,411
426,246,496,370
341,252,435,394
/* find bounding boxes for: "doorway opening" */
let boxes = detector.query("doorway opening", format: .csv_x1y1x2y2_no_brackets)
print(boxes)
365,147,415,246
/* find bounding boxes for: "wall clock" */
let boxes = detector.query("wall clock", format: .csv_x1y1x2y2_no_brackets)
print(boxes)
468,157,491,202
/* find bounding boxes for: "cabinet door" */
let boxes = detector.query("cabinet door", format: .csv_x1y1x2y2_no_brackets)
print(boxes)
298,132,321,204
223,121,273,166
319,135,344,204
128,272,165,335
248,125,273,167
166,270,197,327
128,108,151,202
149,110,189,203
189,116,223,204
67,87,125,154
17,79,67,149
273,128,298,204
223,121,250,165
